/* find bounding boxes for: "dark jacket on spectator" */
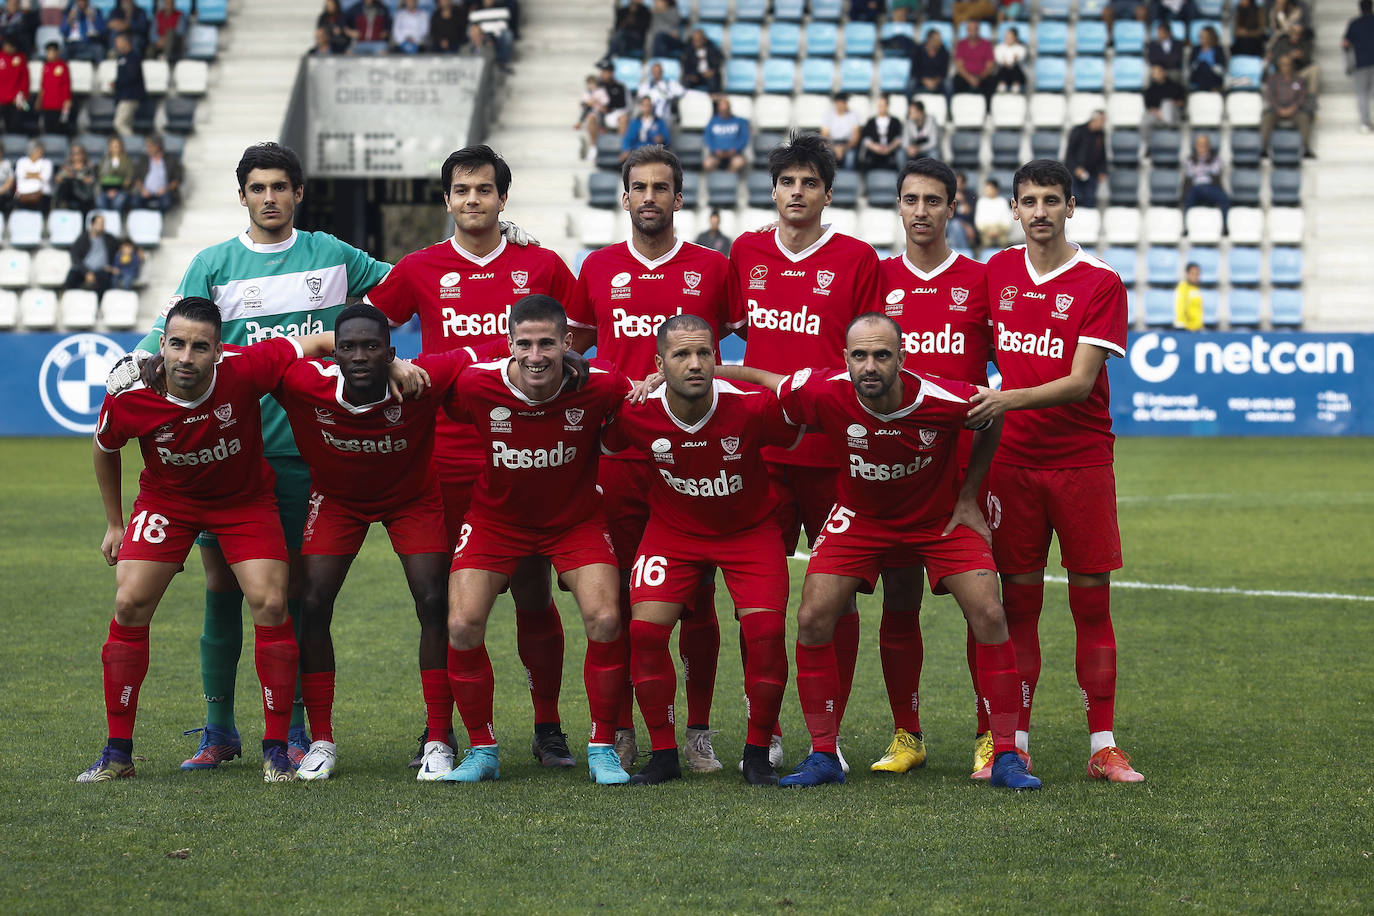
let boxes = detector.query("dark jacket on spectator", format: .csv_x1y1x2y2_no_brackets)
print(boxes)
1065,122,1107,177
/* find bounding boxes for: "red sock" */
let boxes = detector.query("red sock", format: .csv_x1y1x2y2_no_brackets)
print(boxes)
966,627,990,733
833,611,860,727
878,606,922,734
615,585,635,729
584,637,626,745
975,639,1020,756
102,620,149,742
447,644,496,747
739,612,786,748
1069,584,1117,734
629,619,677,751
419,667,453,742
1002,581,1045,733
300,670,335,743
795,641,839,754
679,580,720,728
253,622,298,743
515,601,564,725
740,625,783,738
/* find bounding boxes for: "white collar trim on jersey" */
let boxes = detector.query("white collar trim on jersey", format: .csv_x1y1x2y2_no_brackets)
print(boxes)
497,355,570,406
627,236,684,270
448,235,508,267
237,228,298,255
310,361,392,414
650,378,723,434
854,368,926,423
900,249,958,281
1022,242,1087,286
162,369,218,409
772,224,837,264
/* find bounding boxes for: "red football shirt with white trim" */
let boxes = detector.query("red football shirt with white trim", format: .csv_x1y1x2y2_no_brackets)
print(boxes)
879,251,993,385
776,367,977,527
363,236,577,480
601,378,801,536
726,226,882,467
984,245,1128,468
95,338,303,512
443,359,631,531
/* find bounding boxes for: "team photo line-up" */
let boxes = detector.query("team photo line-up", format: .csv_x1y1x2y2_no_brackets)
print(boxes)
81,134,1144,791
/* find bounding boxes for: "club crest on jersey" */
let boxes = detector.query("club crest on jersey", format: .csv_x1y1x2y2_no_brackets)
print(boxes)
919,428,938,447
384,405,403,425
490,405,511,434
306,276,322,297
815,270,835,293
998,285,1017,311
564,408,584,430
314,407,336,425
683,271,701,290
214,404,233,422
748,265,767,289
952,287,969,305
721,436,740,456
511,270,529,290
1053,293,1074,320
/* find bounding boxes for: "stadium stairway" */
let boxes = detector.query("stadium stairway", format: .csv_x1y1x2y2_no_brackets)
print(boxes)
1307,1,1374,331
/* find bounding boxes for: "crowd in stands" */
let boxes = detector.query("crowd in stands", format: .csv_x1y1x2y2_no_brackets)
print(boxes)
311,0,520,68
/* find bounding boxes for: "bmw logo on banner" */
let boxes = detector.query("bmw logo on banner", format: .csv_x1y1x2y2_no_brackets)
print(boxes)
39,333,125,433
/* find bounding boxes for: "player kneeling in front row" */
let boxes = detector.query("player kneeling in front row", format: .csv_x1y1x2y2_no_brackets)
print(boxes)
720,313,1039,789
83,298,338,783
442,295,634,785
602,315,797,786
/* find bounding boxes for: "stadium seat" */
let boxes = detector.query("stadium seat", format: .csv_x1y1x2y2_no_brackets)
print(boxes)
1195,0,1225,16
865,168,898,207
651,59,684,83
746,170,775,208
142,59,170,96
990,93,1026,129
724,59,757,94
1230,129,1262,167
1103,207,1140,245
839,58,874,93
33,248,70,287
101,288,140,331
706,170,739,208
843,22,876,57
38,133,69,163
578,209,616,247
186,23,219,61
735,0,768,21
1230,168,1262,207
1076,21,1109,56
1040,0,1072,18
18,287,57,328
60,289,99,329
761,59,797,95
594,134,620,171
7,210,43,249
1146,246,1180,286
1270,129,1304,167
678,172,700,210
1188,19,1224,46
1144,207,1183,244
800,59,834,94
768,22,802,58
1149,168,1181,206
1229,207,1263,244
675,209,699,241
132,97,159,136
859,208,897,249
1199,287,1220,326
1029,129,1061,160
728,23,762,58
614,57,641,88
587,172,619,209
878,58,908,93
1270,168,1302,207
882,21,916,41
1112,21,1147,54
162,96,197,134
923,21,955,49
1107,169,1140,207
1270,288,1304,326
1227,92,1262,128
1073,57,1105,92
1110,128,1141,167
748,97,787,134
0,288,15,328
85,95,115,134
1226,288,1262,326
804,22,838,57
991,130,1022,169
1034,57,1067,92
1228,55,1263,90
674,132,704,170
196,0,228,24
1189,246,1221,285
698,23,725,47
1268,207,1304,245
44,210,82,249
1111,56,1146,92
1102,246,1138,285
1228,246,1262,286
95,58,117,91
1106,93,1144,128
774,0,806,19
0,249,29,287
95,209,122,239
809,0,844,21
1143,287,1174,326
1149,128,1183,166
696,0,729,20
793,94,830,129
171,59,209,96
950,130,982,170
916,93,948,124
830,170,860,208
1185,207,1224,244
678,92,712,131
1188,92,1223,127
1068,93,1106,128
950,94,986,129
1071,207,1102,246
824,207,857,236
1270,247,1303,286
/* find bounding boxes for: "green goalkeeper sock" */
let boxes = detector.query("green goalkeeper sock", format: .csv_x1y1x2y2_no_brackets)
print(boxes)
288,597,306,730
201,589,244,731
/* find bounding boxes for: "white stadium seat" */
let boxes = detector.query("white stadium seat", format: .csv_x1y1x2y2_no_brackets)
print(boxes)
792,94,830,130
101,289,141,330
577,209,615,247
990,93,1027,128
1068,93,1106,126
846,94,871,123
1029,93,1066,128
1144,207,1183,244
858,208,896,249
126,209,164,247
1185,207,1224,244
1267,207,1304,245
949,94,986,129
753,94,793,130
33,247,70,287
1102,207,1140,245
1226,92,1262,128
741,208,775,232
142,59,171,95
675,208,698,240
724,94,754,121
95,59,118,94
1228,207,1264,245
0,288,16,328
47,209,83,247
94,209,122,239
7,209,44,248
19,287,57,328
0,248,32,287
1069,208,1102,247
678,91,714,131
714,209,739,238
172,59,210,96
68,60,93,94
60,289,99,329
915,93,948,124
824,208,857,237
1106,93,1143,127
1188,92,1224,127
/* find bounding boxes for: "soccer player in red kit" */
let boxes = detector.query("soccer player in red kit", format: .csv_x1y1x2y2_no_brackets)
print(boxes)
364,146,581,769
967,159,1144,783
871,158,996,776
726,132,881,769
718,314,1038,789
82,298,335,783
602,315,799,786
440,296,633,785
567,145,741,772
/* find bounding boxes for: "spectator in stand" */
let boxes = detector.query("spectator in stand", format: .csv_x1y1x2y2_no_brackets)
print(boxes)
14,140,54,213
1260,52,1314,156
694,209,731,255
820,92,862,168
1146,22,1184,82
997,0,1026,22
350,0,391,54
1142,63,1186,141
1232,0,1267,57
1269,0,1306,34
459,21,495,60
0,35,27,134
0,156,13,213
65,211,117,293
308,26,337,55
1101,0,1146,31
909,28,951,96
680,28,722,93
609,0,650,58
577,73,608,139
974,177,1013,248
97,134,134,211
580,60,629,153
851,0,884,22
40,41,75,136
949,179,979,249
1065,109,1107,207
953,0,996,27
152,0,186,61
132,135,181,212
318,0,352,54
903,99,941,160
1346,0,1374,134
620,96,669,161
0,0,36,57
953,21,996,109
636,61,684,123
110,30,145,138
1268,21,1319,94
647,0,681,58
61,0,106,63
994,26,1027,92
392,0,429,53
890,0,920,22
112,238,142,290
56,143,97,213
470,0,514,68
1182,133,1229,232
1189,25,1227,92
859,96,903,172
1149,0,1195,27
107,0,150,57
430,0,467,53
1173,262,1203,330
702,96,749,172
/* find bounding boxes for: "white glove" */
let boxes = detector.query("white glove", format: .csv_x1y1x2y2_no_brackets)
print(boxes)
499,219,540,248
106,350,150,396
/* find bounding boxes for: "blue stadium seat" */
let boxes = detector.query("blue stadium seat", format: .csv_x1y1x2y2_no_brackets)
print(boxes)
1231,168,1262,206
768,22,802,58
195,0,227,24
1144,288,1174,325
805,22,838,57
950,130,982,170
1112,56,1146,91
1190,247,1221,285
1034,57,1067,92
675,132,704,169
734,0,769,21
573,248,594,276
1111,128,1141,167
696,0,729,21
747,169,775,208
679,172,700,209
831,170,860,207
706,170,740,208
923,21,955,50
774,0,806,20
728,23,762,58
865,169,899,206
1149,128,1183,166
1031,129,1062,160
1108,168,1140,205
1073,57,1105,92
1271,168,1302,207
1112,21,1147,55
1077,21,1109,55
1195,0,1225,16
1147,247,1180,286
1200,288,1219,325
1037,21,1069,55
1227,288,1262,325
699,22,725,47
991,130,1022,169
1103,246,1138,285
1188,19,1224,45
1231,129,1262,167
1040,0,1072,18
843,22,877,57
1270,129,1304,166
649,58,682,81
1153,20,1186,40
809,0,844,21
1228,247,1262,286
879,57,909,93
614,57,641,88
801,58,835,93
1270,289,1304,326
1270,247,1303,286
881,22,916,42
724,59,757,94
1149,167,1180,205
762,59,796,93
839,58,873,93
1228,56,1264,90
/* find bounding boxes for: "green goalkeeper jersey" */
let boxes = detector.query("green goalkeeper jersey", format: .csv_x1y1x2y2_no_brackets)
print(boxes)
137,229,391,457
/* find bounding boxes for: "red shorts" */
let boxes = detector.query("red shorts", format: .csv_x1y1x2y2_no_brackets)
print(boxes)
767,461,838,554
451,514,618,578
439,476,477,552
119,490,288,566
807,505,996,594
630,521,788,612
599,458,652,568
302,484,448,557
982,462,1123,575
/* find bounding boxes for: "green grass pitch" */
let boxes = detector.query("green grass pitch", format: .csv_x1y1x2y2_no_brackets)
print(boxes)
1,437,1371,912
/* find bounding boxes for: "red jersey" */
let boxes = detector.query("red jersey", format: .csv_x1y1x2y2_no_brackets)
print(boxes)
776,367,978,528
601,378,800,536
0,51,26,104
879,251,992,385
275,348,476,514
984,245,1128,469
364,236,577,480
39,60,71,112
95,338,302,513
727,226,881,467
443,359,631,532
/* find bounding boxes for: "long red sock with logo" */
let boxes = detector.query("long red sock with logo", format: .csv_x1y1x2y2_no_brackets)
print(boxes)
420,667,453,742
679,579,720,727
795,641,839,754
1002,581,1045,733
585,637,627,745
629,620,677,751
447,644,496,747
739,624,783,739
102,621,149,742
300,670,335,743
833,611,860,727
740,612,786,748
878,606,922,734
1070,584,1117,734
253,622,298,743
614,585,636,730
975,639,1020,756
515,601,564,725
967,627,990,733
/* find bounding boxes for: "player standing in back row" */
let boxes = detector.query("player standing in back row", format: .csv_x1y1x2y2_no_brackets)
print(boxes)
967,159,1144,783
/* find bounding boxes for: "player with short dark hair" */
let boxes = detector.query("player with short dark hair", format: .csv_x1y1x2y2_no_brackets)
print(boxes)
967,159,1144,783
601,316,799,786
